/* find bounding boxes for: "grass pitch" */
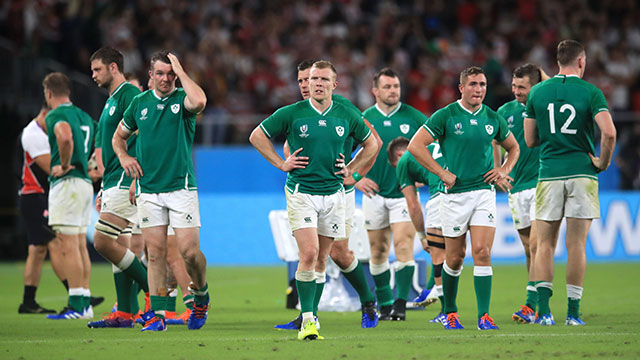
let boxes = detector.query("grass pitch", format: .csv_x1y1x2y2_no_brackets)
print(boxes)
0,262,638,360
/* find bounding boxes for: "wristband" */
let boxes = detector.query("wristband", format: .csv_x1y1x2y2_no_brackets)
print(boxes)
417,231,426,240
352,172,362,182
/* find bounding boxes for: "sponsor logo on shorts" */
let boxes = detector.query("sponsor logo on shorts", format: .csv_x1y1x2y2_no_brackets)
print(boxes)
401,209,408,216
454,123,464,135
186,214,193,223
331,224,339,233
171,104,180,114
109,106,116,116
365,220,371,225
488,213,494,222
335,126,344,137
485,124,494,135
400,124,410,134
299,124,309,138
453,226,461,232
142,217,149,223
318,120,326,127
304,217,312,223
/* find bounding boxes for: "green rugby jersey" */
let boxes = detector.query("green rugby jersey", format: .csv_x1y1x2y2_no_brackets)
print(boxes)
525,75,609,181
423,100,510,194
498,99,539,193
98,82,141,190
122,88,197,194
362,103,427,198
46,103,95,185
260,99,371,195
396,142,446,199
334,94,361,193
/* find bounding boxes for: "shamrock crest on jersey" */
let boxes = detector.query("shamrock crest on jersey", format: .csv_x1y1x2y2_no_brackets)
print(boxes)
109,106,116,116
335,126,344,137
400,124,410,134
171,103,180,114
485,124,494,135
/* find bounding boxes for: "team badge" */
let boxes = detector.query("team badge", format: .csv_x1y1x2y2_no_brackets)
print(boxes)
485,124,494,135
400,124,410,134
299,124,309,138
171,104,180,114
140,108,148,120
454,122,464,135
335,126,345,137
109,106,116,116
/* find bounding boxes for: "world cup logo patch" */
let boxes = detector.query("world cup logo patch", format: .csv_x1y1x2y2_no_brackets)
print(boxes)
454,122,464,135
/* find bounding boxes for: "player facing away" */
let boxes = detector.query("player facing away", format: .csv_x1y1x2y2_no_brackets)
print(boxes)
495,63,547,324
113,51,210,332
387,137,448,324
524,40,616,326
86,46,150,328
408,66,520,330
360,68,428,321
17,103,67,314
41,72,97,320
250,60,378,340
275,60,381,330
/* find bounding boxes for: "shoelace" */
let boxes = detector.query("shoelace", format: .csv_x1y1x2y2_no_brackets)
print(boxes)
520,305,534,315
447,314,459,327
481,314,496,326
193,305,207,319
144,317,162,328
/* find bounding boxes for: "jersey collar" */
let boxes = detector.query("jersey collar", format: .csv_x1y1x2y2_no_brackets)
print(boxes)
554,74,579,78
152,88,177,101
375,102,402,118
110,81,129,98
456,99,483,115
308,99,333,116
59,102,73,107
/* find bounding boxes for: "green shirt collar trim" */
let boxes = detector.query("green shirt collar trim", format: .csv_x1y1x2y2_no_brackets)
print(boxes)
110,81,129,98
554,74,579,78
152,88,177,101
59,102,73,107
456,100,483,115
375,102,402,118
308,99,333,116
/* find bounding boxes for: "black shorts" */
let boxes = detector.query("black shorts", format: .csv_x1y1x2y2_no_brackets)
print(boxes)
19,193,55,246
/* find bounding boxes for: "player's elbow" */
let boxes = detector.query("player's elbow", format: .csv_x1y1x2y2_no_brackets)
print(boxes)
249,127,262,146
602,126,616,141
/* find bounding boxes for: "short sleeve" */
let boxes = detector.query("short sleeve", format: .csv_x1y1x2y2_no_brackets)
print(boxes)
260,106,291,139
348,110,371,143
524,88,536,119
494,114,511,142
423,107,447,140
590,87,609,118
122,98,138,133
94,123,102,148
395,154,413,190
21,125,50,158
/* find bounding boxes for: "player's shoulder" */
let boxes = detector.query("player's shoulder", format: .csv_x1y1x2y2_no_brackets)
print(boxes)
120,82,142,97
497,99,519,115
429,102,455,120
332,94,358,110
22,120,45,142
481,104,500,118
362,104,378,116
400,103,429,121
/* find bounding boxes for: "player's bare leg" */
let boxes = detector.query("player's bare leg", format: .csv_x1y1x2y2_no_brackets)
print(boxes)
534,219,562,321
389,221,415,320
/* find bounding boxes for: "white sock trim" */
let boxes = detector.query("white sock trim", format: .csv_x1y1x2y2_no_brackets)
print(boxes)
536,281,553,290
566,284,583,299
84,289,91,297
116,249,136,270
435,285,443,297
295,270,315,282
301,312,314,325
69,288,84,296
527,285,537,292
112,264,122,273
169,288,178,297
369,260,390,276
341,258,358,273
473,266,493,277
443,261,462,277
314,271,326,284
395,260,416,271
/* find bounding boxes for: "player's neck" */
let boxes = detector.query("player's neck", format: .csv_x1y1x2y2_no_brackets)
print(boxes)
458,99,481,113
310,97,332,113
49,97,71,110
109,75,127,95
557,66,581,78
376,101,399,116
154,87,176,99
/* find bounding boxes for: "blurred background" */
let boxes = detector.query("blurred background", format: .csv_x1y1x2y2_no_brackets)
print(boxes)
1,0,639,264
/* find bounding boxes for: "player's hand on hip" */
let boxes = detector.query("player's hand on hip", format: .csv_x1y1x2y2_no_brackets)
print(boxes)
441,170,457,190
589,153,605,173
120,155,143,179
129,185,137,206
51,164,75,178
355,177,379,198
281,147,308,172
334,153,352,178
494,177,514,192
95,190,102,212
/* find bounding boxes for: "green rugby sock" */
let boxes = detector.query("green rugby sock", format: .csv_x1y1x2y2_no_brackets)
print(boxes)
114,270,133,314
312,281,325,316
426,264,436,290
474,275,492,318
372,269,394,307
342,261,375,304
442,265,461,314
394,264,415,301
295,279,316,314
526,281,537,311
536,282,553,316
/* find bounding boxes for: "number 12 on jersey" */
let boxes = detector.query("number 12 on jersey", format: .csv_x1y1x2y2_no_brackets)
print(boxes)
547,103,577,135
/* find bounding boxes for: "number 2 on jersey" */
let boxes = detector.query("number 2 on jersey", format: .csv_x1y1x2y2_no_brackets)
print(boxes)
431,143,443,160
547,103,577,135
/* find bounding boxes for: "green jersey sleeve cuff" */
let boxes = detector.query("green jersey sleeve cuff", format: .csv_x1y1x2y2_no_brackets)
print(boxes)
423,124,436,138
121,121,134,134
359,129,372,143
259,123,272,138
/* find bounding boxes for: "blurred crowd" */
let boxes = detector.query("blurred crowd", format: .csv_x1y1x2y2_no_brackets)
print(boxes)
2,0,640,186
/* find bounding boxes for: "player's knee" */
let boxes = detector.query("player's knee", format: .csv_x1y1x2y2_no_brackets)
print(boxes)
94,219,123,253
472,246,491,263
29,245,48,259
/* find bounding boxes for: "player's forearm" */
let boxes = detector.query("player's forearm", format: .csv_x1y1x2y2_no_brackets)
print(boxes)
249,128,285,171
112,133,129,162
57,139,73,168
409,144,446,179
346,137,377,174
95,148,105,176
501,140,520,175
179,72,207,113
598,133,616,171
524,118,540,147
492,141,503,168
408,203,425,234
